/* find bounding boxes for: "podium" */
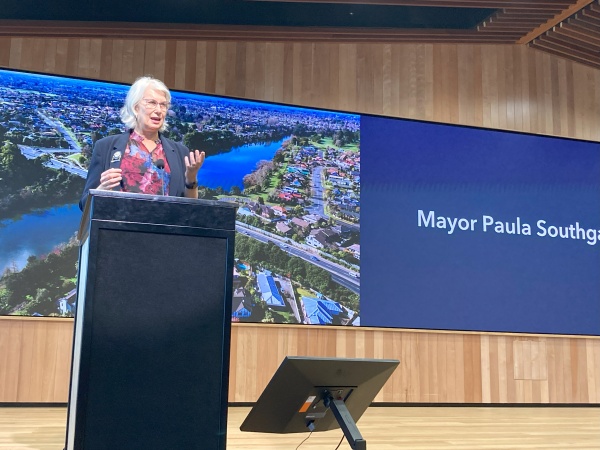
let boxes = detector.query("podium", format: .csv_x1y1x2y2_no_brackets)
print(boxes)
65,189,237,450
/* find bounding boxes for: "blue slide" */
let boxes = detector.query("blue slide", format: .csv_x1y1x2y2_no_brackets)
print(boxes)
361,115,600,335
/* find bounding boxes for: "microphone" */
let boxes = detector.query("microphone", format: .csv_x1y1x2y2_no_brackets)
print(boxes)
155,159,165,196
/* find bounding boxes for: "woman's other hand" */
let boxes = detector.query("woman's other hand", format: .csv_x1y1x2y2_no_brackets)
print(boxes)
98,168,122,190
184,150,205,182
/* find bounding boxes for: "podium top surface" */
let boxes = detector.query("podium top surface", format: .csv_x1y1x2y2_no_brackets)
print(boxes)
78,189,238,241
87,189,237,209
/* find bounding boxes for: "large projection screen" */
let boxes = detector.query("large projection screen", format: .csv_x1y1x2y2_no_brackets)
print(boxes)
0,67,598,336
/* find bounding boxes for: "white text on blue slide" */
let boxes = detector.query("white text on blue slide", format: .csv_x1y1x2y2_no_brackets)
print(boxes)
417,210,600,245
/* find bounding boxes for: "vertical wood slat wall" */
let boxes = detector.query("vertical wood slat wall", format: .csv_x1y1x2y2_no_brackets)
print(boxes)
0,36,599,404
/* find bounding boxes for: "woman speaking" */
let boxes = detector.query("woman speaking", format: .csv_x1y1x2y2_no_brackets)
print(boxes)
79,76,205,210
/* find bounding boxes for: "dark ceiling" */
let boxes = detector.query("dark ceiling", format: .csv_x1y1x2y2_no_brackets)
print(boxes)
1,0,495,29
0,0,598,70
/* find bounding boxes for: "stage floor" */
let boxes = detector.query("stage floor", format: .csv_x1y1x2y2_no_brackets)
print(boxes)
1,405,599,449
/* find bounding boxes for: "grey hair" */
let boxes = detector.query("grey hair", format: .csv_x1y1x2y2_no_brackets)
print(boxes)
119,76,171,132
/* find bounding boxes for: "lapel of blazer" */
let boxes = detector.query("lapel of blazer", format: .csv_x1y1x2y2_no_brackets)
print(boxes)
160,135,179,171
160,135,185,196
107,132,131,168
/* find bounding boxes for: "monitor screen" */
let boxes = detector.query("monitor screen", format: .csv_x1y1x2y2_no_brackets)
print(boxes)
1,67,598,335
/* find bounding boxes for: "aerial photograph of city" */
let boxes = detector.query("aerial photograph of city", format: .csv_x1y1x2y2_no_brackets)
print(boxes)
0,68,360,325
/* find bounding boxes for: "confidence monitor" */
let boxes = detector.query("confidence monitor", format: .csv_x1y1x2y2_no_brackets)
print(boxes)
240,356,400,450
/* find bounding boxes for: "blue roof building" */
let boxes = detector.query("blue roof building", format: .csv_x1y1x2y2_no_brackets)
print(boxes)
257,272,285,307
302,296,343,325
232,287,252,319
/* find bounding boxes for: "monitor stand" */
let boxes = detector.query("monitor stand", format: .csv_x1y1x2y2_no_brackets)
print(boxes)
321,389,366,450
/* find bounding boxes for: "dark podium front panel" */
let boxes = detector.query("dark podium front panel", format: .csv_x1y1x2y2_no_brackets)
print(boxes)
66,190,237,450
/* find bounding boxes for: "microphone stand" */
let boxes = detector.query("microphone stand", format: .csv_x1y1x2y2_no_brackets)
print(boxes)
155,159,166,196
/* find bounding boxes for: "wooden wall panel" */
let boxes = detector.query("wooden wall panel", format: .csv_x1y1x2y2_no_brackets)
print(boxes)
0,318,73,403
0,35,599,404
4,319,596,404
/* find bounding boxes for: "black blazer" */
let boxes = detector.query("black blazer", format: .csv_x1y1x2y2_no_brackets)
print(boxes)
79,131,190,210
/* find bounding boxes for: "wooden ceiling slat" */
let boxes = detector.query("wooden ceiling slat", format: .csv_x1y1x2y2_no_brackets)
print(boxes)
487,17,553,24
484,27,548,33
480,20,547,30
482,22,546,29
583,3,600,13
497,8,568,13
567,15,600,32
538,31,600,53
531,40,600,67
581,8,600,20
488,12,553,19
556,24,600,43
560,22,600,41
531,43,600,68
494,12,558,17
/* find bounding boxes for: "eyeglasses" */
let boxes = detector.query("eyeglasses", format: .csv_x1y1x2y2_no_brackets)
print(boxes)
142,99,171,111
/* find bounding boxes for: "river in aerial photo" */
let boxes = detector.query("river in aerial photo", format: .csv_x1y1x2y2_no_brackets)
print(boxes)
0,203,81,274
196,136,289,191
0,136,288,275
